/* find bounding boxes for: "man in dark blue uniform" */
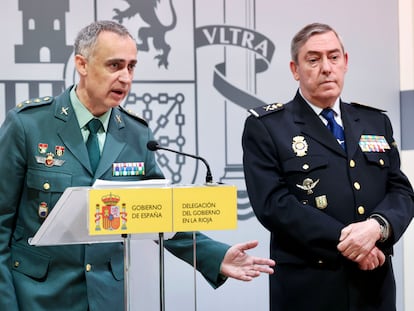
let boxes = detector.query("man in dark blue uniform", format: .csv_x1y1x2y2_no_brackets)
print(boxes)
242,22,414,311
0,20,275,311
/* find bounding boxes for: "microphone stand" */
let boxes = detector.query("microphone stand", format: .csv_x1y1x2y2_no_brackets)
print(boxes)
122,233,131,311
159,232,166,311
147,140,215,310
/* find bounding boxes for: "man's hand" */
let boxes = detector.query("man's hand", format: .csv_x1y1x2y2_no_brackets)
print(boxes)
220,240,276,281
337,219,381,263
358,246,386,270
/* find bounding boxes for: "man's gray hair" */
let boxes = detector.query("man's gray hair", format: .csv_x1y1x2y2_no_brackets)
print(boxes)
74,20,135,59
290,22,345,64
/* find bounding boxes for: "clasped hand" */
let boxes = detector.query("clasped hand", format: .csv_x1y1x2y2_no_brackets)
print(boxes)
337,219,385,270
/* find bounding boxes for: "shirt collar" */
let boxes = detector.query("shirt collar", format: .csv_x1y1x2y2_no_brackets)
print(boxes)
299,88,341,118
70,85,111,132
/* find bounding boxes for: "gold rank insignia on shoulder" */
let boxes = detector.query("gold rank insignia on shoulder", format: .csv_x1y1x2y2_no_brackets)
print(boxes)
292,135,308,157
359,135,390,152
248,102,284,118
16,96,53,111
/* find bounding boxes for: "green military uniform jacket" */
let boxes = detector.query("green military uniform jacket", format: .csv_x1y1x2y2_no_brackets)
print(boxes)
0,86,229,311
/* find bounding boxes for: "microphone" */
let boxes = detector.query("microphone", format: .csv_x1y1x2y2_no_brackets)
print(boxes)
147,140,213,183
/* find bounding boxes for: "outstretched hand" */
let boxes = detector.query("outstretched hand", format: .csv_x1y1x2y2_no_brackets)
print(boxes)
220,240,275,281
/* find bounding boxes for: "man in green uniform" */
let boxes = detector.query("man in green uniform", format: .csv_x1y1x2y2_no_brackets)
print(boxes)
0,20,275,311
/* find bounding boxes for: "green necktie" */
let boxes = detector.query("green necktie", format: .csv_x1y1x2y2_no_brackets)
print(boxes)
86,118,102,172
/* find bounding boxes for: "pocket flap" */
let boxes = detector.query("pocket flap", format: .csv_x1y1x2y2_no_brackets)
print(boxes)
26,169,72,192
283,155,328,173
11,245,50,279
363,153,389,168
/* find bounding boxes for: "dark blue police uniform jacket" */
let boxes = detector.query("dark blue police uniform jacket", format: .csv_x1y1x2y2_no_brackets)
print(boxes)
0,86,229,311
242,91,414,311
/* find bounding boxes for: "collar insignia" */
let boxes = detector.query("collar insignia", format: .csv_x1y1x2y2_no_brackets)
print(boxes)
61,106,69,115
116,115,122,124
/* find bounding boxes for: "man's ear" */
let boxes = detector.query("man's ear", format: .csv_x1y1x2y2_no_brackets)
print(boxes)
289,61,300,81
343,52,349,73
75,54,88,76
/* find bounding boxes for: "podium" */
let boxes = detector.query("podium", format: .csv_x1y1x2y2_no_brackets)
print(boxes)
29,180,237,311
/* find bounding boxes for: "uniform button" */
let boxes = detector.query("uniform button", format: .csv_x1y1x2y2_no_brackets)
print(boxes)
353,182,361,190
349,160,355,168
358,206,365,215
43,182,50,190
379,159,384,166
302,164,309,170
14,261,20,268
86,264,92,272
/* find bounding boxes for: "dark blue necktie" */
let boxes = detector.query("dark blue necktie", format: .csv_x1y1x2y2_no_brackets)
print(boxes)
321,108,346,150
86,118,103,172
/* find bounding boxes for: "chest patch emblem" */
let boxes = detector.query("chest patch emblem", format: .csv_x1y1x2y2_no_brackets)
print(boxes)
292,136,308,157
296,178,319,194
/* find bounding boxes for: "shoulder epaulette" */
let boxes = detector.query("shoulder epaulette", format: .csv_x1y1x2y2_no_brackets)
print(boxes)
248,102,284,118
16,96,54,112
118,106,148,126
350,102,386,113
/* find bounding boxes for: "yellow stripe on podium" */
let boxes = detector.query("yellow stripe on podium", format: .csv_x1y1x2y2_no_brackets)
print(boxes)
172,185,237,231
88,184,237,235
